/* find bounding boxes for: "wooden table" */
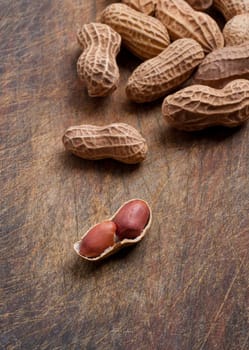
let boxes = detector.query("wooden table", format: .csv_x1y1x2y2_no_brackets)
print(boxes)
1,1,249,349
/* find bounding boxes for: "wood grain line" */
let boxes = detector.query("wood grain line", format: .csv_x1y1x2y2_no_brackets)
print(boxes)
199,258,246,350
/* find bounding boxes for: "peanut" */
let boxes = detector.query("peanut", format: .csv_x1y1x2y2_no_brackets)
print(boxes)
62,123,148,164
100,3,170,60
126,38,204,103
122,0,156,15
79,221,116,258
193,41,249,88
156,0,224,53
213,0,249,20
113,199,150,239
162,79,249,131
185,0,213,11
76,23,121,97
223,14,249,46
74,199,152,261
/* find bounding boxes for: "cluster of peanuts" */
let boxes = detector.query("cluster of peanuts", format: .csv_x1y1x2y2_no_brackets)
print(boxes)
63,0,249,260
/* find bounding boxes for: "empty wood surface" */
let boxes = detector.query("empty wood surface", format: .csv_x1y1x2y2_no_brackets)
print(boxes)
1,1,249,349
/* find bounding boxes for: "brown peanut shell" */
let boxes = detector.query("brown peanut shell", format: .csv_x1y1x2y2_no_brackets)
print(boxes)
162,79,249,131
185,0,213,11
223,14,249,46
74,199,152,261
213,0,249,20
62,123,148,164
126,38,204,103
122,0,156,15
156,0,224,53
193,41,249,88
77,23,121,97
100,3,170,60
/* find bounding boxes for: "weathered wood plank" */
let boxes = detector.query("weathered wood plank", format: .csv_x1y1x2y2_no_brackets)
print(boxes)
1,1,249,349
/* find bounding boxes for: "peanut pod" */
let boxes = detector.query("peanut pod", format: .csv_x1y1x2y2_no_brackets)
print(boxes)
77,23,121,97
74,199,152,261
121,0,156,15
185,0,213,11
62,123,148,164
101,3,170,60
156,0,224,53
193,41,249,88
213,0,249,20
162,79,249,131
126,38,204,103
223,13,249,46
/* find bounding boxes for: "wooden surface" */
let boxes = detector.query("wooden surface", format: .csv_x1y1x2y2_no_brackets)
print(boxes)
1,1,249,349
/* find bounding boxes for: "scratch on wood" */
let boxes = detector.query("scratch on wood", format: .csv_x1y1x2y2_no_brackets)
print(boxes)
73,178,79,240
241,332,249,350
170,258,211,310
199,258,245,350
0,28,67,55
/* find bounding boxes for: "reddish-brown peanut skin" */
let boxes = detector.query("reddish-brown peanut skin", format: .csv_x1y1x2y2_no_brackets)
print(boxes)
213,0,249,20
79,221,116,258
156,0,224,53
77,23,121,97
185,0,213,11
113,200,150,239
193,41,249,88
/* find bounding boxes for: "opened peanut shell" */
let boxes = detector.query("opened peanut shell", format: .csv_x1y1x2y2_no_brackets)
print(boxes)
74,199,152,261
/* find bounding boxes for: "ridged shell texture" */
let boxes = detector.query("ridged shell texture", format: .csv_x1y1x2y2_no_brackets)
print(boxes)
162,80,249,131
121,0,156,15
223,13,249,46
156,0,224,53
62,123,148,164
213,0,249,20
77,23,121,97
101,3,170,60
126,38,204,103
185,0,213,11
194,41,249,87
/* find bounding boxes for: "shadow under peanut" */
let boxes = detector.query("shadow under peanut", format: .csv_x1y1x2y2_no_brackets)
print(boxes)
116,45,142,72
159,124,245,149
70,244,138,279
59,151,142,177
66,45,164,118
121,96,163,117
66,46,116,113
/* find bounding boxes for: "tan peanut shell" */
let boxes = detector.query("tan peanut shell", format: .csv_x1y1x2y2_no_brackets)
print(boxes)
213,0,249,20
162,79,249,131
74,199,152,261
100,3,170,60
122,0,156,15
223,14,249,46
76,23,121,97
62,123,148,164
156,0,224,53
193,41,249,88
185,0,213,11
126,38,204,103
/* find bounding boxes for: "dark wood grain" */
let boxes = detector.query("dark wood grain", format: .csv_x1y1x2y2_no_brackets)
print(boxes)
1,1,249,349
